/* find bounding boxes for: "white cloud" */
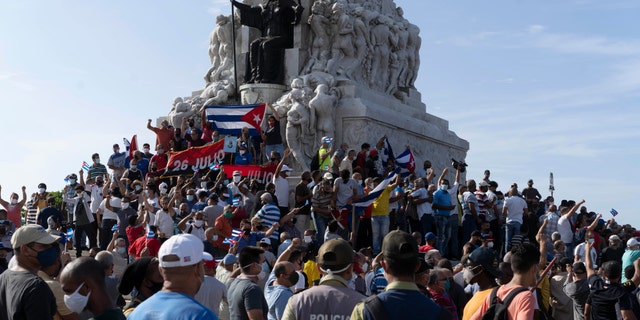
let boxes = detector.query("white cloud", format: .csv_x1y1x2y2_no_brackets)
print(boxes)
529,33,640,56
527,25,545,34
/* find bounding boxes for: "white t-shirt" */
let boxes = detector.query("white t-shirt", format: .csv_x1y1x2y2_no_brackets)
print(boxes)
448,183,460,216
574,243,598,269
87,184,104,213
557,215,573,244
99,198,121,220
273,175,290,208
503,196,527,224
154,208,176,237
410,188,430,218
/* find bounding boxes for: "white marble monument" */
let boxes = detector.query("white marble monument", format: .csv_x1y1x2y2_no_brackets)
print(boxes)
168,0,469,176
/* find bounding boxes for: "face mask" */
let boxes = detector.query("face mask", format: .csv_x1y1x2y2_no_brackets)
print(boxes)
289,271,300,285
362,262,369,272
194,220,203,227
94,158,100,164
187,195,194,202
201,182,207,189
588,238,594,244
10,198,18,205
96,181,104,187
117,247,126,255
256,270,267,281
64,283,90,314
157,149,164,154
357,180,363,185
212,235,219,241
144,190,150,196
488,241,494,248
35,246,59,267
239,150,246,155
69,179,76,184
224,212,233,219
38,188,46,194
130,167,138,172
368,184,374,189
444,279,451,291
441,185,448,191
114,149,120,154
223,179,229,185
304,235,312,243
233,176,241,183
135,185,142,191
143,148,150,153
121,202,130,210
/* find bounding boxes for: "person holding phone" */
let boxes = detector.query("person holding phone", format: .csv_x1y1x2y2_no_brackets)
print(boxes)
573,230,599,269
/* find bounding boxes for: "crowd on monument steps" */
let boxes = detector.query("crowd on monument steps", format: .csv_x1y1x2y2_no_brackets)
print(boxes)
1,116,638,320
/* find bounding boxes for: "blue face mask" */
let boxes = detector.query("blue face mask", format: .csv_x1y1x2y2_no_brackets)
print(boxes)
33,246,58,268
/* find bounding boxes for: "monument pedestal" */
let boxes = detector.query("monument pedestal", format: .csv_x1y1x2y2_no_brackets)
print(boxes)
239,83,288,105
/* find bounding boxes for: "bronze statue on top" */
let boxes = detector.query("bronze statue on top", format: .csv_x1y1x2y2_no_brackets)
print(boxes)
231,0,304,85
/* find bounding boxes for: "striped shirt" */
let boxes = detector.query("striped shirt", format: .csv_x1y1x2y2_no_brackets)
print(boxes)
255,203,281,240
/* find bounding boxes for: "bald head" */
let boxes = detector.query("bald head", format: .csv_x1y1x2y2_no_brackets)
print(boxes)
60,257,106,290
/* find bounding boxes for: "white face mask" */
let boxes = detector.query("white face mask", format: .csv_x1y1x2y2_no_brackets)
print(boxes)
143,148,150,153
194,220,203,227
39,188,46,194
201,182,207,189
256,270,267,281
463,267,476,284
212,235,219,241
361,262,369,272
187,195,195,202
95,158,100,164
304,235,312,243
10,198,18,205
239,150,246,155
233,176,241,183
64,283,90,314
121,202,130,210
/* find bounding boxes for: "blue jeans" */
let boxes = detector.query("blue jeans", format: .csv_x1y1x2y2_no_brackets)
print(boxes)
446,215,460,259
505,221,521,253
371,215,390,255
420,214,435,236
462,214,478,244
312,211,332,246
434,215,449,253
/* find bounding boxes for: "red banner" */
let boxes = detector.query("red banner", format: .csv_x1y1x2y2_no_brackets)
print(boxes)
223,164,277,184
162,141,225,177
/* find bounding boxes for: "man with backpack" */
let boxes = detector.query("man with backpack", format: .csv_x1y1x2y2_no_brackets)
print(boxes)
351,230,453,320
469,242,540,320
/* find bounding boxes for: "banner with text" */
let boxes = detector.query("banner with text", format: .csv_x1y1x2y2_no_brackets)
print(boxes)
162,140,225,177
223,164,277,184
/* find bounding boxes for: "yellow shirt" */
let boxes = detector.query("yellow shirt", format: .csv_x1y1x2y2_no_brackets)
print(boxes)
318,147,332,171
462,287,493,320
372,186,393,217
303,260,321,287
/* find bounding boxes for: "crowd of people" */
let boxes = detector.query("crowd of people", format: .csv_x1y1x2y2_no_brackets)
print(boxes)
1,115,639,320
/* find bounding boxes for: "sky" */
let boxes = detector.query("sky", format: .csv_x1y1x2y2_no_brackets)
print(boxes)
1,1,638,226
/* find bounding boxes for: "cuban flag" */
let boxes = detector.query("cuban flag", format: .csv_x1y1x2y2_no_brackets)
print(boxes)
205,103,266,136
64,175,71,183
382,137,395,165
145,224,155,238
82,161,91,172
208,161,221,171
352,167,400,207
611,208,619,217
223,228,244,245
395,149,416,176
123,135,138,159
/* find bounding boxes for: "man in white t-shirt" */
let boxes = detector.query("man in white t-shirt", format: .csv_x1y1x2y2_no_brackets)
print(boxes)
556,200,584,260
154,195,177,242
574,231,598,269
502,186,528,253
273,150,293,214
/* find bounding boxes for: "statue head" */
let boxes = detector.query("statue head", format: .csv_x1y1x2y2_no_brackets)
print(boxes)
173,97,184,106
290,88,304,101
290,78,305,89
331,2,344,15
216,15,228,25
315,84,328,95
396,7,404,18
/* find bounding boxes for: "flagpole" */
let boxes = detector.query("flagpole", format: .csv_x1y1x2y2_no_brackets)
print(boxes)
231,2,239,101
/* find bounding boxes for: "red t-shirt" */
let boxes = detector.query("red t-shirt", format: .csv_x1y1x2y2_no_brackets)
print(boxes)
129,236,161,259
126,225,144,245
419,244,435,253
150,127,174,152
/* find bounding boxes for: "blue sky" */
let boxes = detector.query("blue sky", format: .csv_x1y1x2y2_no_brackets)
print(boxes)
1,1,638,226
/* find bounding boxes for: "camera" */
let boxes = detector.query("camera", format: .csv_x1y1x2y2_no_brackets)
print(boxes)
451,158,468,172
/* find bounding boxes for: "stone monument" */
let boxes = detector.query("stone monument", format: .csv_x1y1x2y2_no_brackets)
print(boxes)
168,0,469,175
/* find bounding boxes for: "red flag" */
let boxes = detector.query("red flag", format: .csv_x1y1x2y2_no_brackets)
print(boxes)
240,103,266,131
129,135,138,159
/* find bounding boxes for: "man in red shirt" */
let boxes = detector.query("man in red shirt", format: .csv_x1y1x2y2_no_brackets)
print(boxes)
129,225,161,259
147,119,174,152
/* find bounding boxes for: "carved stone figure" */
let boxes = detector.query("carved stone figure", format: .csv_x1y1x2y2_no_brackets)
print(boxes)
350,6,373,82
231,0,304,84
303,0,331,74
285,89,312,171
406,22,421,88
309,84,338,142
200,80,234,108
369,15,395,91
168,97,196,127
205,15,234,85
325,2,355,77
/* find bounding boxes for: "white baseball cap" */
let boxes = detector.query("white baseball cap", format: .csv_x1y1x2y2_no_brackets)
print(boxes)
281,165,293,172
158,234,205,268
628,238,639,249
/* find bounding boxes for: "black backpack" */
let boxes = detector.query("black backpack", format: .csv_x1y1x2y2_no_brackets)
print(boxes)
481,286,529,320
